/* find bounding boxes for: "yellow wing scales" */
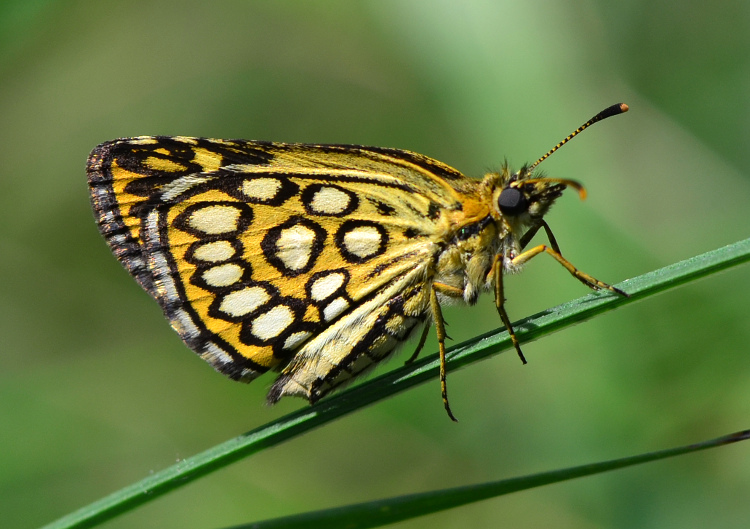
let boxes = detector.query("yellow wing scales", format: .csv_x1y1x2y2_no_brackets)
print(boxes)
87,136,481,403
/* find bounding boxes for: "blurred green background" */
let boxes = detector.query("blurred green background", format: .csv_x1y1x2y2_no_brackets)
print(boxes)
2,1,749,528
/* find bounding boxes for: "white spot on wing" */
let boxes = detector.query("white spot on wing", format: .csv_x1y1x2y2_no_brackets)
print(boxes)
145,209,160,240
161,175,214,201
189,205,241,234
110,234,128,246
193,240,235,262
252,305,294,341
323,297,349,321
145,209,183,304
309,272,346,301
202,263,243,287
201,342,234,366
172,308,201,340
276,224,315,271
242,178,282,201
152,250,180,302
343,226,382,259
219,286,270,317
283,331,312,350
309,187,350,214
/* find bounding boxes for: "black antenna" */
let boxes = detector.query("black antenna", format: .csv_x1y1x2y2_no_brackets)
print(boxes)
527,103,628,173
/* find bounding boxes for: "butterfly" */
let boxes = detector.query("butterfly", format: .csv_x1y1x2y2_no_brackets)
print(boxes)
87,103,629,421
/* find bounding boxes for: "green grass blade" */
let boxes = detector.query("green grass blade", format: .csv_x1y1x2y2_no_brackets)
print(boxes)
42,238,750,529
227,429,750,529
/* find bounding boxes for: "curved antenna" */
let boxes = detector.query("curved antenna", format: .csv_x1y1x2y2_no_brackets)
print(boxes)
515,177,587,200
527,103,628,173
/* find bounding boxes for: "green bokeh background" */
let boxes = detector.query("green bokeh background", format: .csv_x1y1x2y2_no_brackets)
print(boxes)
2,1,749,528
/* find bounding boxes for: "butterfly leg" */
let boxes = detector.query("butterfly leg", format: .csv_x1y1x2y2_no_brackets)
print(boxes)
431,282,463,422
512,221,629,297
491,256,528,364
404,324,431,364
520,220,557,251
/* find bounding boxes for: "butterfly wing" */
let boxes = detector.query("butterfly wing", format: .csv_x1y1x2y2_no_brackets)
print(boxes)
87,136,478,402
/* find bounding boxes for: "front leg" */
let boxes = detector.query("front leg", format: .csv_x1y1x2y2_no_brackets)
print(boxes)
516,221,628,297
511,244,628,296
520,220,560,253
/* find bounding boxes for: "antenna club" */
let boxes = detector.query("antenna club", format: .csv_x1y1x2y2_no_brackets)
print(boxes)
528,103,629,172
596,103,629,121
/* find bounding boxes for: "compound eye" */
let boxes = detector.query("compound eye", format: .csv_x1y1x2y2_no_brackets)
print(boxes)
497,187,528,216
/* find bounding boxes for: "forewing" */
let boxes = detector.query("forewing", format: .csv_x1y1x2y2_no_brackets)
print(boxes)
87,137,473,394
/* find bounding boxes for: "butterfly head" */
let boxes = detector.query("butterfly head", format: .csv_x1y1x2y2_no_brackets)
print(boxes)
490,102,629,236
494,166,586,225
